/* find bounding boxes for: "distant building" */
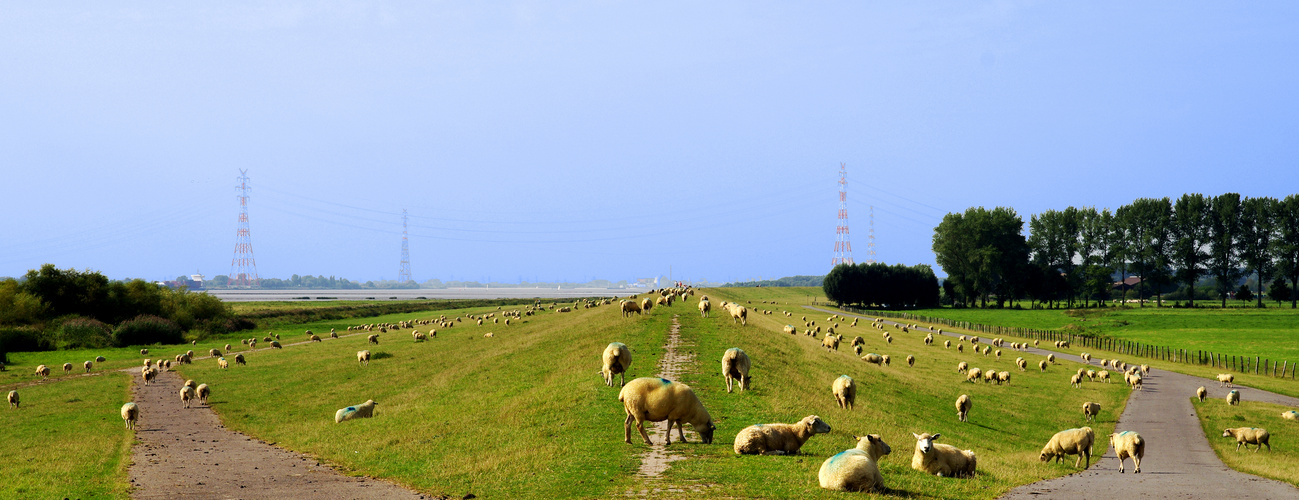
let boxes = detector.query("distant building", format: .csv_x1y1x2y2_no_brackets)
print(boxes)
1113,276,1141,291
159,273,205,291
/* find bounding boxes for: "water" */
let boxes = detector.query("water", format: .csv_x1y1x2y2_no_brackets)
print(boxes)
204,287,644,302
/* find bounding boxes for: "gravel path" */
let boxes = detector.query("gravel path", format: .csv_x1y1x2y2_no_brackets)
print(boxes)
635,314,694,478
805,306,1299,499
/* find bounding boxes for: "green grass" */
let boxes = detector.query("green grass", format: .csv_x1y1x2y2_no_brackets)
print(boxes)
0,372,134,499
1194,398,1299,487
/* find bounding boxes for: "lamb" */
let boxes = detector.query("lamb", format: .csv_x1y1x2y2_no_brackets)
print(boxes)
1197,386,1207,402
196,383,210,405
862,353,884,365
357,350,371,366
180,385,197,408
722,348,752,393
955,394,971,422
83,360,93,373
234,353,246,366
966,368,982,383
368,334,379,344
733,415,831,455
335,400,378,423
7,390,17,409
1083,402,1101,422
1222,427,1270,452
618,377,716,445
818,434,893,492
35,364,50,379
1217,373,1235,387
218,357,229,369
601,342,632,387
832,375,856,410
121,402,138,429
1040,426,1095,468
1227,389,1240,405
1110,431,1145,473
911,433,977,477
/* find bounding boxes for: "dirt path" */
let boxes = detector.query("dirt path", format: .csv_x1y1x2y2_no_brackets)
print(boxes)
634,314,695,479
805,306,1299,499
127,369,426,499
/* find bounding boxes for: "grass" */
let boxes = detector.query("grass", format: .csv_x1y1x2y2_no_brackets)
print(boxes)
1194,398,1299,488
0,371,134,499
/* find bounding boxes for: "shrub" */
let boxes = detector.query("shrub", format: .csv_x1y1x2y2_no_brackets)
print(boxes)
55,317,114,349
0,327,52,363
113,315,184,347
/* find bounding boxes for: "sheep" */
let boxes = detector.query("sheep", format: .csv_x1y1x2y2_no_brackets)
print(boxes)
1140,364,1150,375
1071,374,1083,388
141,367,156,385
783,325,796,335
722,348,752,393
1086,369,1097,381
61,362,72,374
955,394,971,422
862,353,884,365
1039,360,1048,372
412,331,426,341
196,383,210,405
881,354,892,366
1217,373,1235,387
95,355,105,363
330,331,339,338
1083,402,1101,422
269,341,282,349
924,334,934,346
728,304,748,326
822,335,840,351
1047,353,1056,364
121,402,138,429
1222,427,1270,452
217,357,229,369
1227,389,1240,406
1098,370,1111,383
310,334,322,342
1110,431,1145,473
944,340,951,349
1197,386,1207,402
601,342,632,387
957,361,969,374
7,390,18,409
357,350,371,366
957,344,964,353
853,345,863,356
911,433,977,478
35,364,50,379
618,377,716,445
832,375,856,410
1040,427,1095,468
819,434,893,492
187,350,195,358
183,379,196,389
733,415,831,455
852,336,865,347
906,355,916,367
234,353,246,366
368,334,379,344
335,400,378,423
996,371,1011,385
1127,373,1143,391
640,298,653,313
140,349,148,356
982,369,996,383
210,348,222,357
1016,357,1027,371
995,349,1001,360
966,368,983,383
83,360,93,373
180,386,197,408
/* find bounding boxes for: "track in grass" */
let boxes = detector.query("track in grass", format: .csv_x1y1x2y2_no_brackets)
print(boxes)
635,314,693,478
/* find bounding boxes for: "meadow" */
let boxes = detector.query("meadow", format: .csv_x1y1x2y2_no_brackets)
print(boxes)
1195,399,1299,488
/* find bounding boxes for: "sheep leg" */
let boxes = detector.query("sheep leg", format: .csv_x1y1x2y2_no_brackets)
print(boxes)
1236,442,1243,452
1133,455,1141,473
675,420,687,443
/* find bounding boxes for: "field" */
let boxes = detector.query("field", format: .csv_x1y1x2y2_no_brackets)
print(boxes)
1195,399,1299,488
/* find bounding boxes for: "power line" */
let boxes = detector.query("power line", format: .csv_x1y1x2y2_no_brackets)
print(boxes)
230,169,260,288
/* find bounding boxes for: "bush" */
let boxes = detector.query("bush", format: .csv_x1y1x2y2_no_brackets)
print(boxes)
55,317,114,349
0,327,52,363
112,315,184,347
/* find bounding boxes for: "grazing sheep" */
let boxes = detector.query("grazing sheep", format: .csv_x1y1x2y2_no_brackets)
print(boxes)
956,361,969,374
234,353,246,366
957,344,964,353
1197,386,1207,402
995,349,1001,360
1086,369,1097,381
832,375,856,410
331,331,339,338
1083,402,1101,422
733,415,831,455
1110,431,1145,473
640,298,653,314
944,340,951,349
368,334,379,344
881,355,892,366
1223,427,1270,452
1097,370,1111,382
357,350,371,366
983,369,996,383
95,355,106,363
140,349,148,356
722,348,752,393
1047,354,1056,364
196,383,210,405
783,325,796,335
822,335,841,351
853,345,863,356
121,402,138,429
1040,427,1095,468
1016,357,1027,372
1071,374,1083,388
966,368,982,383
906,355,915,367
269,341,281,349
819,434,892,492
83,360,93,373
996,371,1011,385
217,357,229,369
180,386,197,408
862,353,884,365
35,364,50,379
1039,360,1048,372
1227,389,1240,406
7,390,18,409
601,342,633,387
61,362,71,374
210,348,221,357
335,400,378,423
1281,410,1298,420
955,394,971,422
1218,373,1235,387
618,377,716,445
911,433,977,478
310,335,321,342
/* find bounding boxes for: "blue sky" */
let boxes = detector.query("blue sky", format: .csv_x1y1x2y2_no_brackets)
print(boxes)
3,2,1297,284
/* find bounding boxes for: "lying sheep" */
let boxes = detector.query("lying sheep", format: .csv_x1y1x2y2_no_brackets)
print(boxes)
121,402,138,429
335,399,378,423
1082,402,1101,422
601,342,632,387
234,353,246,366
196,383,210,405
180,386,197,408
1110,431,1145,473
1227,389,1240,405
1218,373,1235,387
7,390,18,409
733,415,831,455
955,394,971,422
357,350,371,366
618,377,716,445
832,375,856,410
1283,410,1299,420
1197,386,1207,402
1040,427,1095,468
1223,427,1270,452
819,434,892,492
722,348,752,393
911,433,977,477
862,353,884,365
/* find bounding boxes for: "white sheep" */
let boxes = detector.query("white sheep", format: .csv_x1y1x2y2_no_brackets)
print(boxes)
996,371,1011,385
966,368,982,383
1217,373,1235,387
733,415,831,455
728,304,748,326
818,434,892,492
61,362,71,374
140,349,148,356
1282,410,1298,420
209,348,222,357
1097,370,1110,383
368,334,379,344
196,383,210,405
1016,357,1027,372
1222,427,1270,452
955,394,971,422
7,390,18,409
1196,386,1207,402
783,325,796,335
1071,374,1083,388
601,342,632,387
1039,360,1048,372
121,402,138,429
335,400,377,423
1047,353,1056,364
1227,389,1240,405
863,353,884,365
906,355,915,367
35,364,50,379
1039,427,1095,468
269,341,282,349
911,432,977,477
957,361,969,374
1083,402,1101,422
618,377,716,445
832,375,856,410
180,386,196,408
722,348,752,393
95,355,106,362
357,350,371,366
83,360,93,373
1110,431,1144,473
234,353,246,366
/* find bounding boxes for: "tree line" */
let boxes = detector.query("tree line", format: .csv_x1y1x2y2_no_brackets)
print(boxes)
932,193,1299,309
822,263,940,309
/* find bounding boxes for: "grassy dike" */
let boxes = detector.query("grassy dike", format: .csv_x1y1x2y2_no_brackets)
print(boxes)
1194,398,1299,488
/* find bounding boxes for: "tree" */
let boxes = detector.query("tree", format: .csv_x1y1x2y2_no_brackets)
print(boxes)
1236,284,1253,303
1239,196,1278,308
1171,193,1210,307
1120,198,1174,307
933,207,1029,308
1207,193,1243,307
1275,194,1299,309
1028,208,1081,307
1269,277,1291,305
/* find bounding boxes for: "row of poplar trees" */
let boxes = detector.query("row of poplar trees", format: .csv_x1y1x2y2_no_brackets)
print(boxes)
932,193,1299,309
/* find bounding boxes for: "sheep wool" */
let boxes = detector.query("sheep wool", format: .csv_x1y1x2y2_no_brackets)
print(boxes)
335,400,378,423
818,434,892,492
832,375,856,410
121,402,138,429
955,394,971,422
1110,431,1145,473
1039,427,1095,468
601,342,633,387
7,390,17,409
618,377,716,445
911,433,977,478
733,415,831,455
721,348,752,393
1222,427,1270,452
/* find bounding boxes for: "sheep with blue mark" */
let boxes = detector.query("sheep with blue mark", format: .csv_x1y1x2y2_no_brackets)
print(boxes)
335,399,378,423
819,434,892,492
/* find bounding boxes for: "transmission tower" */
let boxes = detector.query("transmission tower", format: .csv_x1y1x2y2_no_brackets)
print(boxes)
398,209,413,283
866,205,877,264
230,169,260,288
832,163,854,266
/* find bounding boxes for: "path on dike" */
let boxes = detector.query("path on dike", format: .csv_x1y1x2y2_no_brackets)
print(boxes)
805,306,1299,499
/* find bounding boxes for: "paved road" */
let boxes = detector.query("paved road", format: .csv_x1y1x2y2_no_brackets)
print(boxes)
804,306,1299,499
